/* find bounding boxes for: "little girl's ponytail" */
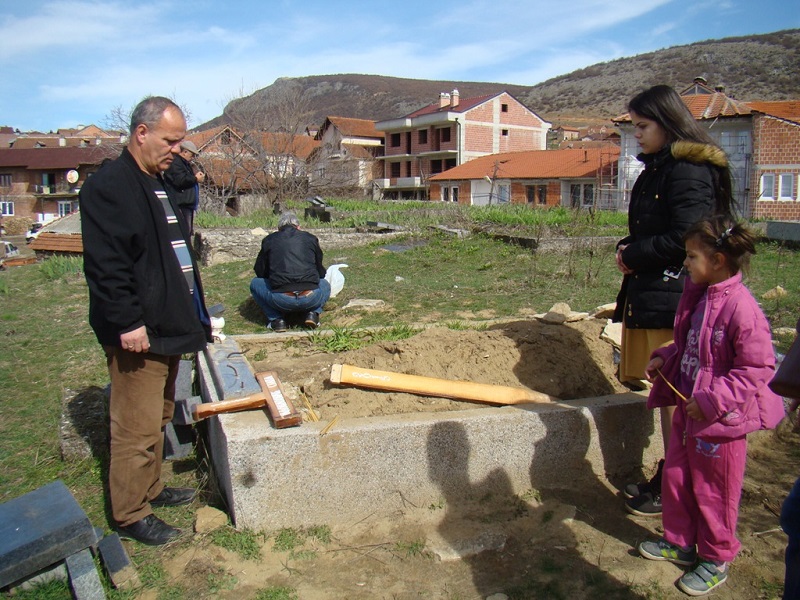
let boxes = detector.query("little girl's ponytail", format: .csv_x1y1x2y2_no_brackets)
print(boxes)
684,215,757,275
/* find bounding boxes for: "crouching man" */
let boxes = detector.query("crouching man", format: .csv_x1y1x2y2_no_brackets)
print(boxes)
250,211,330,332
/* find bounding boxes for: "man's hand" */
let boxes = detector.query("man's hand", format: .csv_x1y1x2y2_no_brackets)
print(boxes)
195,171,205,183
120,326,150,353
685,396,704,421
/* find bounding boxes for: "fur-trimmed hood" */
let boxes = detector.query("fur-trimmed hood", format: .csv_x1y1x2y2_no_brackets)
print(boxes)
671,140,729,169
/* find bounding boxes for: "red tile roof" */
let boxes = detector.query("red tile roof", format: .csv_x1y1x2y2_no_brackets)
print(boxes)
0,147,107,169
10,137,119,149
257,132,319,161
614,91,752,123
746,100,800,124
406,93,497,118
29,232,84,254
322,117,383,140
429,146,620,181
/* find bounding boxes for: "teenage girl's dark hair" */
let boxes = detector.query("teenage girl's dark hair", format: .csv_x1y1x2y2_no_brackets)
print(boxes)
683,214,757,275
628,84,735,216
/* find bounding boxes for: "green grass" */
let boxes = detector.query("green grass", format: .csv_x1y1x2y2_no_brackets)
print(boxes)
254,586,299,600
211,526,265,561
194,199,629,237
394,539,427,558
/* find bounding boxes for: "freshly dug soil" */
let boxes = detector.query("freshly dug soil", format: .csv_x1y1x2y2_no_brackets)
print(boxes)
243,318,629,421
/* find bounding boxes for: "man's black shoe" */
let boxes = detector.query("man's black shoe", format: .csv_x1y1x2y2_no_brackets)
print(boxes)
269,318,288,332
304,312,320,329
151,486,196,507
116,514,181,546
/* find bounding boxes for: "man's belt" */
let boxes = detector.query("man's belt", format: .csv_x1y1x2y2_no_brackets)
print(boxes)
282,290,313,297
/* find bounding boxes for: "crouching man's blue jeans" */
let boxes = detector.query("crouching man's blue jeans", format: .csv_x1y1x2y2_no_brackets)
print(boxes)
249,277,331,322
782,476,800,600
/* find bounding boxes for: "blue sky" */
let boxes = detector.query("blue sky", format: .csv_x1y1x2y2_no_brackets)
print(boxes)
1,0,798,132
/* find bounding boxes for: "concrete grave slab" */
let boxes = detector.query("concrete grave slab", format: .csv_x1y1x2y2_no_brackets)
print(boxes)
196,337,662,532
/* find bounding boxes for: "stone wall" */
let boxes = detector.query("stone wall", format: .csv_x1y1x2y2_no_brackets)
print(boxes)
193,227,408,266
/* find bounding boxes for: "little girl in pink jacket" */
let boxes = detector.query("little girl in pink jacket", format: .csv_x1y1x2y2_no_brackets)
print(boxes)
636,215,785,596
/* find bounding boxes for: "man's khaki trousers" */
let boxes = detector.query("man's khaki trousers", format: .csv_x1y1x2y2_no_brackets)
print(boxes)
104,347,180,526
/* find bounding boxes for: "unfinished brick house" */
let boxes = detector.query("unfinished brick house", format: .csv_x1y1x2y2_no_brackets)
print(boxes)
185,125,319,215
374,90,551,200
747,101,800,221
615,79,800,219
428,145,619,208
308,116,384,195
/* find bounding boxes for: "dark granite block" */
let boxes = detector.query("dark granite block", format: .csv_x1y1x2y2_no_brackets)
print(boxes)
97,533,139,590
66,548,105,599
0,480,98,588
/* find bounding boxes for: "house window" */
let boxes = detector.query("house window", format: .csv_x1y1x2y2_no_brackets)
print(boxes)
0,201,13,216
390,162,401,178
440,127,451,143
570,183,594,207
526,185,547,204
442,187,449,202
390,133,401,147
760,173,775,200
570,185,581,207
42,172,56,194
451,187,459,203
501,129,509,137
58,201,73,217
497,184,510,203
445,158,456,170
418,129,428,145
501,103,508,112
0,174,11,188
779,173,795,200
583,183,594,206
430,160,443,174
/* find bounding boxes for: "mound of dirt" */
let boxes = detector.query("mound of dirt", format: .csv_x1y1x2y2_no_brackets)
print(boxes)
246,318,629,421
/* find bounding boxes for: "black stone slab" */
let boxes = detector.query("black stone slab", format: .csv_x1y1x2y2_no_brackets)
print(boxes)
66,548,105,599
0,480,98,588
97,533,139,590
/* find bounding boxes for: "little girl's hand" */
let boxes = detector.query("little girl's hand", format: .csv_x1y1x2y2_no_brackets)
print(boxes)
644,357,664,382
685,396,704,421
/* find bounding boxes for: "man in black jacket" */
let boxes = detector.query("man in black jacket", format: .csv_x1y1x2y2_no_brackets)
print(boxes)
80,96,212,546
164,140,204,235
250,212,330,332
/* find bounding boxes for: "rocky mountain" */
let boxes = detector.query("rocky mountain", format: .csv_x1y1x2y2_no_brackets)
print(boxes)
202,28,800,131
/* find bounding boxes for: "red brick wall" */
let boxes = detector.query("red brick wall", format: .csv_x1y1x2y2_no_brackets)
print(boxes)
751,114,800,221
464,124,494,152
507,180,563,207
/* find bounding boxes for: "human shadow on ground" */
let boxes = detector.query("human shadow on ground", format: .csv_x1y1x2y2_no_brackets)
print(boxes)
427,420,650,599
501,318,657,490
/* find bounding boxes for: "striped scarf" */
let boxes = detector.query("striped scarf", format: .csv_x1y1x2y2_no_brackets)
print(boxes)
151,178,195,295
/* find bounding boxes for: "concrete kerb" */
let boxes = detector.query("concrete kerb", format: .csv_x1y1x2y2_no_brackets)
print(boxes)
197,336,662,531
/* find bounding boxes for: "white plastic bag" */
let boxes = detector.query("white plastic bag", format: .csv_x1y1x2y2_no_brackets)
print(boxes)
325,263,348,298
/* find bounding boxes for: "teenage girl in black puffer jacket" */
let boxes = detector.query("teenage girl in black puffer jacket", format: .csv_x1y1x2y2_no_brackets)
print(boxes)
613,85,734,516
